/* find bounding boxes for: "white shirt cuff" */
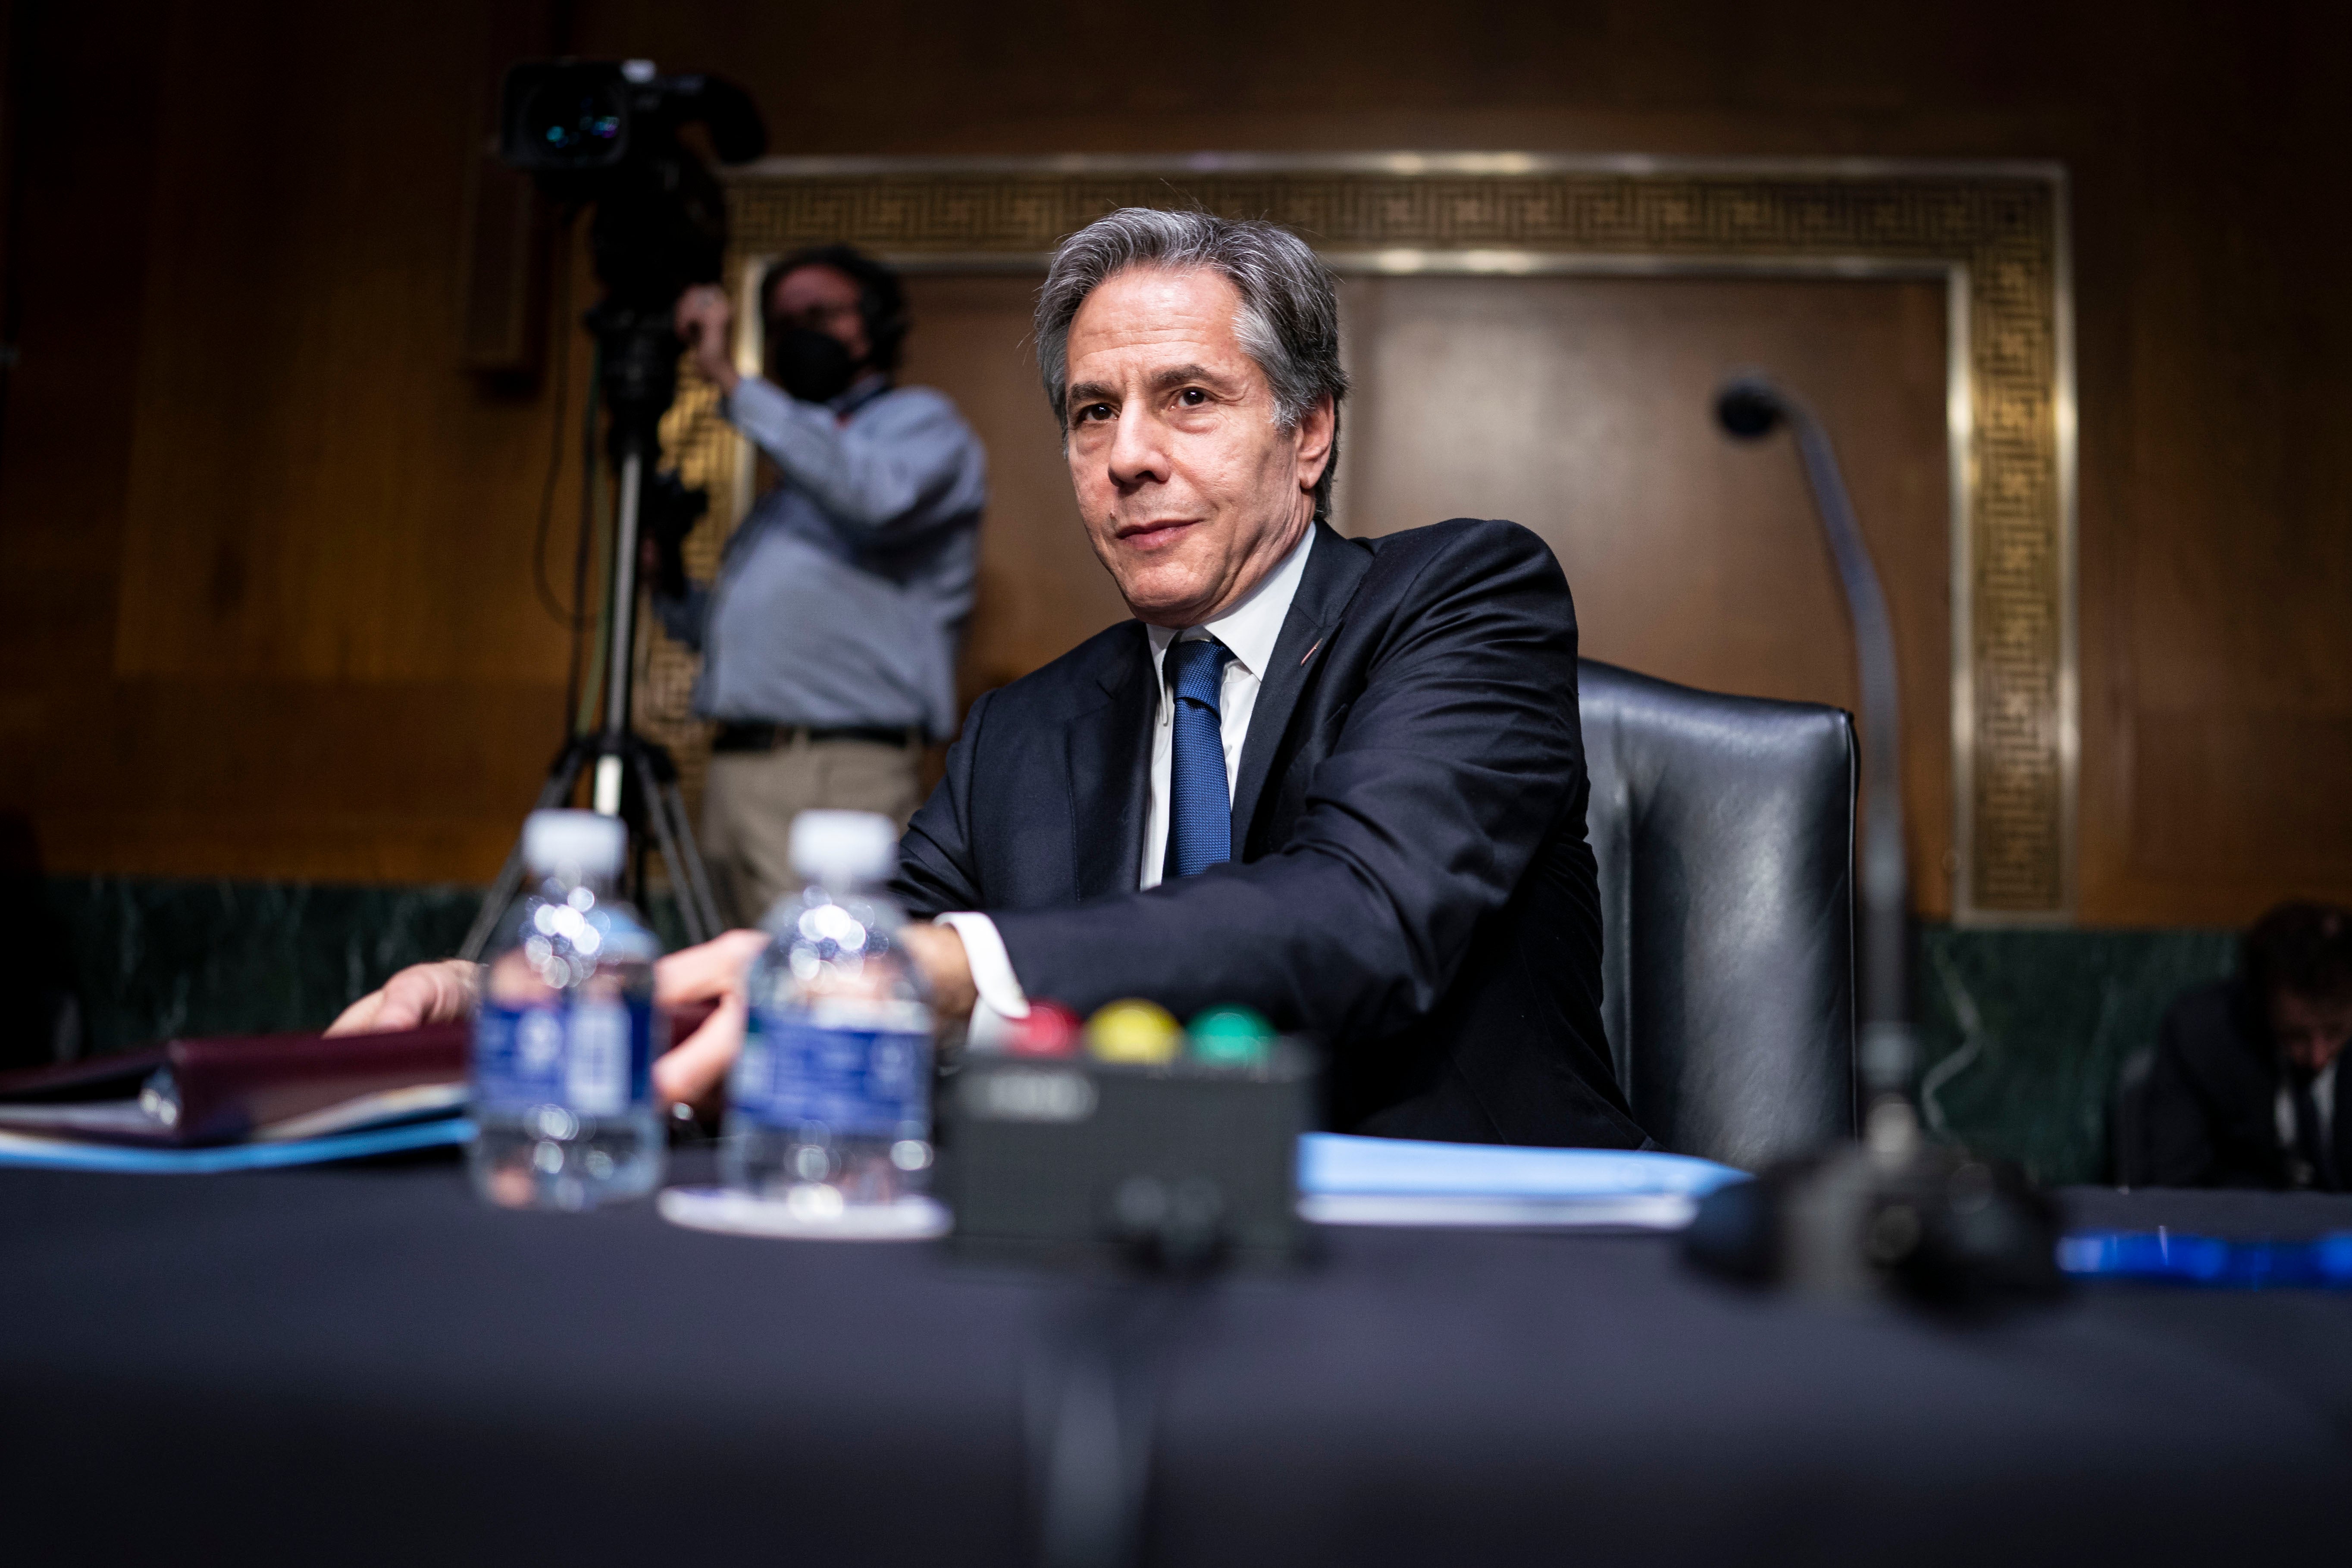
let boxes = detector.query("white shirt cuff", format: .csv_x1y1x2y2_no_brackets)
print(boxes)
933,913,1028,1045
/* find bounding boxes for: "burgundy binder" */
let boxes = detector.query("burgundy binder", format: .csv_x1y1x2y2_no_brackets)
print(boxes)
0,998,720,1148
0,1023,468,1147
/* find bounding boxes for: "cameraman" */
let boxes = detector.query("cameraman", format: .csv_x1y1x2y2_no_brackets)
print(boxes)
664,247,986,925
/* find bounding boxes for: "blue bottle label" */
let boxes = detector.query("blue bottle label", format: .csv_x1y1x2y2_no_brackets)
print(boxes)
736,1005,932,1138
473,998,654,1116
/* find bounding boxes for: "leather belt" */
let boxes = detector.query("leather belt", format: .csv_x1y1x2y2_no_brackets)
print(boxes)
711,722,922,753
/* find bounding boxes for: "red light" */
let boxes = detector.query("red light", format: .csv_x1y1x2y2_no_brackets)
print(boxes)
1009,1001,1084,1057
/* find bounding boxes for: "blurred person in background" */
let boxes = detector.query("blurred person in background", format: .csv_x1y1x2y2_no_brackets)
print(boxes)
660,246,987,926
2143,901,2352,1189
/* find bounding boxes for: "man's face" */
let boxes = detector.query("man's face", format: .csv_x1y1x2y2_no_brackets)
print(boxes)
1062,266,1334,628
2271,988,2352,1075
767,264,870,365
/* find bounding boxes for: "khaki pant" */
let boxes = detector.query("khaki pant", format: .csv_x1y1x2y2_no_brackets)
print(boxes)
702,736,923,926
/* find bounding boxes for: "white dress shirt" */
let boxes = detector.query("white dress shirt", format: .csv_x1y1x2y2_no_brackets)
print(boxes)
940,526,1318,1027
2275,1056,2339,1165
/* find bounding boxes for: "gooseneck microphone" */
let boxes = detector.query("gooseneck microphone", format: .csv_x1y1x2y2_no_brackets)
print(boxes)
1713,376,1913,1130
1687,374,2060,1309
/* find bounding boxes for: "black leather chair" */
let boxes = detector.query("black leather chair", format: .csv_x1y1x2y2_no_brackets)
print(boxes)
1578,659,1857,1169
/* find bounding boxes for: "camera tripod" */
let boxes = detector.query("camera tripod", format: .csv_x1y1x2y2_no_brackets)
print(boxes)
460,301,725,962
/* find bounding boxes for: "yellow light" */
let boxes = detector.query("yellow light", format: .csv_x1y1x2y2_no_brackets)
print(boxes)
1086,999,1182,1064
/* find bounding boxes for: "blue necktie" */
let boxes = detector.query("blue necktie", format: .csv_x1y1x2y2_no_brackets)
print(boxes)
1164,636,1234,879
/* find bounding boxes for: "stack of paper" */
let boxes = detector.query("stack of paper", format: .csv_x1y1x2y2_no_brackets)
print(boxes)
1297,1133,1744,1230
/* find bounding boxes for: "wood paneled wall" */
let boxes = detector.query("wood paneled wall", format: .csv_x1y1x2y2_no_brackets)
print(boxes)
1,0,2345,925
1334,274,1957,913
892,276,1123,702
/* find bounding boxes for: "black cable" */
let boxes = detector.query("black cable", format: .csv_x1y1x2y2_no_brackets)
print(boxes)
568,341,604,741
532,218,579,627
558,211,600,741
1031,1277,1211,1568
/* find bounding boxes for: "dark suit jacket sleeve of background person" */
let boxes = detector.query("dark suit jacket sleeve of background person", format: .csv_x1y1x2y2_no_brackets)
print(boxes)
2143,980,2291,1188
893,517,1647,1150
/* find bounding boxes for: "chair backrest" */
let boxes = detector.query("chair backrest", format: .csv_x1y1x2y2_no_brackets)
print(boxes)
1578,658,1857,1168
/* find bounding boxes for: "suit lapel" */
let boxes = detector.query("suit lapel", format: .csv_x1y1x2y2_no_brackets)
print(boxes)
1068,623,1155,900
1231,523,1375,854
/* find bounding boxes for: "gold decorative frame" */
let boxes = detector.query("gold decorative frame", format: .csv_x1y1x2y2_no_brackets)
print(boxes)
669,153,2074,924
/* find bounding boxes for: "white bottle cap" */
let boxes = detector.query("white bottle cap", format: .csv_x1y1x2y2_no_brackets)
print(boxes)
790,809,899,887
523,810,627,880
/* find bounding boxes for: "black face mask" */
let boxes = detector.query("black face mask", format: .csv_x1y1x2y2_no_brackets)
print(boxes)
768,326,859,404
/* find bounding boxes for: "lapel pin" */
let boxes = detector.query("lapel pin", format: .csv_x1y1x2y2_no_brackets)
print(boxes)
1300,638,1322,667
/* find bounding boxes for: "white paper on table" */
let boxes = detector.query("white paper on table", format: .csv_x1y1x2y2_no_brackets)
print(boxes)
1295,1133,1745,1231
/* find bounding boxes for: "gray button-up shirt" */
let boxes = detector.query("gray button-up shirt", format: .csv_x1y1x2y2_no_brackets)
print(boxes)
655,372,986,740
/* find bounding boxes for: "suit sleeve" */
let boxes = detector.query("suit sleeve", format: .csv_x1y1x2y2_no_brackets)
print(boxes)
891,688,993,918
989,522,1581,1043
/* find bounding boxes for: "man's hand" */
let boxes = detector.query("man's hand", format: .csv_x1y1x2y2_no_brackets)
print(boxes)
329,923,965,1111
650,928,771,1110
326,959,479,1036
651,925,973,1112
900,923,977,1023
325,935,768,1113
674,283,741,395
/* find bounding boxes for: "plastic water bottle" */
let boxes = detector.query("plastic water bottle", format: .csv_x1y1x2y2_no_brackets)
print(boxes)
723,810,936,1217
470,810,665,1210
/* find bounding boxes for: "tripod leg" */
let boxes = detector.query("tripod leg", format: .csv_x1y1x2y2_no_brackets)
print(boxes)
631,747,711,946
461,744,593,962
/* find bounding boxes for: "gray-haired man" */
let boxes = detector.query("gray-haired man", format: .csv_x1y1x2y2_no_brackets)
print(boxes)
346,209,1641,1149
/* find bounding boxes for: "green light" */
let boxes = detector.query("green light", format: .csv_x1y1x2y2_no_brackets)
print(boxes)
1189,1005,1273,1067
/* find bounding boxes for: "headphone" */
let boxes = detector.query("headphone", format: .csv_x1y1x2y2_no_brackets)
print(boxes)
758,244,909,376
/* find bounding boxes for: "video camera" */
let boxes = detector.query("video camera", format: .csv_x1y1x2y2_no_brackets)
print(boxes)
499,59,765,315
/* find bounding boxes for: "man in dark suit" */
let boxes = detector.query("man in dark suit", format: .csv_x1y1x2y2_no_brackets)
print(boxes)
340,208,1643,1150
876,208,1641,1148
896,511,1632,1145
2142,901,2352,1189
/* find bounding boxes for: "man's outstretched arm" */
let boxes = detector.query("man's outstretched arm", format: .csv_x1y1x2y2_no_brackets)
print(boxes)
326,930,776,1111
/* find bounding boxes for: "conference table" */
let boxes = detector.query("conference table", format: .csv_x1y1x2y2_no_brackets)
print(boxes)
5,1148,2349,1566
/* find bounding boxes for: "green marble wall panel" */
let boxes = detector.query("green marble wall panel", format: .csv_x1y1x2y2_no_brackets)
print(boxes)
27,877,2242,1188
37,877,696,1059
44,877,483,1055
1914,927,2237,1186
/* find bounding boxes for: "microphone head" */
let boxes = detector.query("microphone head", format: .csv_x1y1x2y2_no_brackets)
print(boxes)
1715,376,1784,440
